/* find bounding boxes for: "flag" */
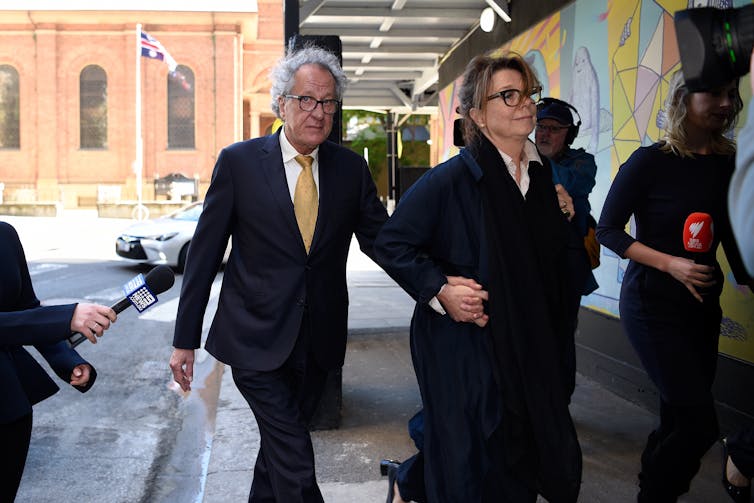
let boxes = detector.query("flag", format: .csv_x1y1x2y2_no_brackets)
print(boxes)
140,30,177,72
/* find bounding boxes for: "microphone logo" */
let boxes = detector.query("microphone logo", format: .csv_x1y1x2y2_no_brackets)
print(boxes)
686,221,705,250
688,221,704,238
123,273,159,312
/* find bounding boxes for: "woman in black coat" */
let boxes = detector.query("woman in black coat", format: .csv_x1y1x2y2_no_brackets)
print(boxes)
376,53,581,503
596,70,753,502
0,221,116,501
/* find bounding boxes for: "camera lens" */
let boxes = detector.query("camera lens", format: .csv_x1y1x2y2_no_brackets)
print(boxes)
675,5,754,92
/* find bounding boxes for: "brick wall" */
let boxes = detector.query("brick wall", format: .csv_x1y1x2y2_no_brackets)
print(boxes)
0,9,282,207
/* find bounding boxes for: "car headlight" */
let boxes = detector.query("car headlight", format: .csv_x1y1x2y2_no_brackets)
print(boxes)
145,232,179,241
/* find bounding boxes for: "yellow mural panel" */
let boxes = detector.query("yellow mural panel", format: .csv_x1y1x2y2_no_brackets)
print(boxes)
614,139,642,165
646,82,663,141
609,1,640,84
654,0,690,14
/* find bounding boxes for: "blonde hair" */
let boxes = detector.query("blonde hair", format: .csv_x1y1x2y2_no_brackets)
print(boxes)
456,52,540,147
660,69,741,157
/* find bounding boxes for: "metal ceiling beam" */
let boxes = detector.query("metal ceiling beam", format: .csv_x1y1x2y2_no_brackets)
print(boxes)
345,71,423,80
343,59,437,69
301,27,465,39
390,85,413,108
307,6,479,20
342,44,449,55
299,0,325,22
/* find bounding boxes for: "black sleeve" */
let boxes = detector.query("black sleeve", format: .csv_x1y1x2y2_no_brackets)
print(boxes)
596,148,651,257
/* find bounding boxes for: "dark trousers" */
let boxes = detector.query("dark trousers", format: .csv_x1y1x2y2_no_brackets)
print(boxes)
728,427,754,479
621,294,721,502
396,411,426,502
231,318,329,503
1,412,33,503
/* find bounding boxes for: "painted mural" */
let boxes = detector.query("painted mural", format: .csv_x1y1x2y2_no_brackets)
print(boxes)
437,0,754,363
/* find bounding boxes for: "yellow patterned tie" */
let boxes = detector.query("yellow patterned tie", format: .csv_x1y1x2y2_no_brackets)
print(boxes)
293,154,318,253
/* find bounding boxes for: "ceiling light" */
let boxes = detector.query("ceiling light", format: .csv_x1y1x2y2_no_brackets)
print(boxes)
485,0,512,23
480,7,495,32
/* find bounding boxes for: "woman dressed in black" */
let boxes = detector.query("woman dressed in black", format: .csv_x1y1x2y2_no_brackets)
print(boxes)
596,70,753,502
0,221,116,501
375,53,581,503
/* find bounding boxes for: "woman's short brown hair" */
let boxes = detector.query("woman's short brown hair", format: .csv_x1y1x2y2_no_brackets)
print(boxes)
456,52,540,147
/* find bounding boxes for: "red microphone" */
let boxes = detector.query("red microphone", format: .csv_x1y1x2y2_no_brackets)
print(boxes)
683,212,714,254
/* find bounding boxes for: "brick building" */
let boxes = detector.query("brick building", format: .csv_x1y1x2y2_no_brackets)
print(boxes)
0,3,284,208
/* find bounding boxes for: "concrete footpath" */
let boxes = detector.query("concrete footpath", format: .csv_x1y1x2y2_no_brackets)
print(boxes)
201,261,725,502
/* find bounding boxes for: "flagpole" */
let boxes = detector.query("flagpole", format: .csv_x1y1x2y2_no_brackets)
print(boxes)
134,23,144,219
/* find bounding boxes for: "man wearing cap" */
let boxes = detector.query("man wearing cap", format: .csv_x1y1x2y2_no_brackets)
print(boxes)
535,97,599,399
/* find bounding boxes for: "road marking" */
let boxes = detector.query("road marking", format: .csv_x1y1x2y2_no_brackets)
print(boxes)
29,263,68,276
139,276,223,322
84,287,124,303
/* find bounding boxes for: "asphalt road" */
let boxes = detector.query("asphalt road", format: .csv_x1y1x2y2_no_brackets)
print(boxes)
8,213,223,503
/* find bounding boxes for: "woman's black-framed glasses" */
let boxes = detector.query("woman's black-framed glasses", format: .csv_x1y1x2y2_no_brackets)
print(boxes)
487,85,542,107
284,94,341,114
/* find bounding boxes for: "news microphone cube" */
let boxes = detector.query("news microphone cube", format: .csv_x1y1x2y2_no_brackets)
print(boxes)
122,273,158,312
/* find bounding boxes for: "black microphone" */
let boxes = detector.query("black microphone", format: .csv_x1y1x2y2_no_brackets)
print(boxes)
67,265,176,348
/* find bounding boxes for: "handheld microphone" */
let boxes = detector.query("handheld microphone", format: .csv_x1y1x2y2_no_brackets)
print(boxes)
683,212,714,255
67,265,175,348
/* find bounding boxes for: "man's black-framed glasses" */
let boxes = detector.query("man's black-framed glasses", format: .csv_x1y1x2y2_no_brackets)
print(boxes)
487,85,542,107
284,94,341,114
535,124,570,133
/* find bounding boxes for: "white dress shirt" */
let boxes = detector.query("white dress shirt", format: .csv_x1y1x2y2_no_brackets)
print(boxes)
279,128,320,201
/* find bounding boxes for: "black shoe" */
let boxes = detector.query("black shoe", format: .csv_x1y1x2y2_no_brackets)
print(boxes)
380,459,401,477
722,437,752,503
380,459,401,503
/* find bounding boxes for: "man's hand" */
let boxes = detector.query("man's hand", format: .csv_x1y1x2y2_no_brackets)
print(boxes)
69,364,92,386
438,276,489,327
169,348,195,392
555,184,575,221
70,303,117,344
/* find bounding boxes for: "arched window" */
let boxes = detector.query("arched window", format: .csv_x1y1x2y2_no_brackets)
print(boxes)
79,65,108,149
0,65,20,149
167,65,195,149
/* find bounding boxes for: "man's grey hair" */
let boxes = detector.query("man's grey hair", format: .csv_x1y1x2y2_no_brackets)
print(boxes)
270,43,347,118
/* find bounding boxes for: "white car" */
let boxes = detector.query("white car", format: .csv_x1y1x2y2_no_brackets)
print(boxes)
115,202,229,272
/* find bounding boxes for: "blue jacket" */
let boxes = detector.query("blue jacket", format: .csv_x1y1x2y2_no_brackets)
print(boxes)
549,147,597,237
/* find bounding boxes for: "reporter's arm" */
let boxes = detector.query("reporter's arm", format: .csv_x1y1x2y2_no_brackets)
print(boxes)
37,340,98,392
0,303,116,346
622,241,714,303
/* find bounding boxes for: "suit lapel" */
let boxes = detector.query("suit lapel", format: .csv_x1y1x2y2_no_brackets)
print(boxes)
311,141,335,253
260,133,301,241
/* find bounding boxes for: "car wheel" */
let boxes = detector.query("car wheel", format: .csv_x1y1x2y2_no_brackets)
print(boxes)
177,243,190,273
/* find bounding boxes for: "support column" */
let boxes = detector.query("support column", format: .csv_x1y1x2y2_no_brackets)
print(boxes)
283,0,299,48
386,112,399,205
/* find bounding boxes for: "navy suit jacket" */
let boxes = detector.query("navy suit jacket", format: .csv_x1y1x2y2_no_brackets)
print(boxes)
0,222,94,424
173,132,388,371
